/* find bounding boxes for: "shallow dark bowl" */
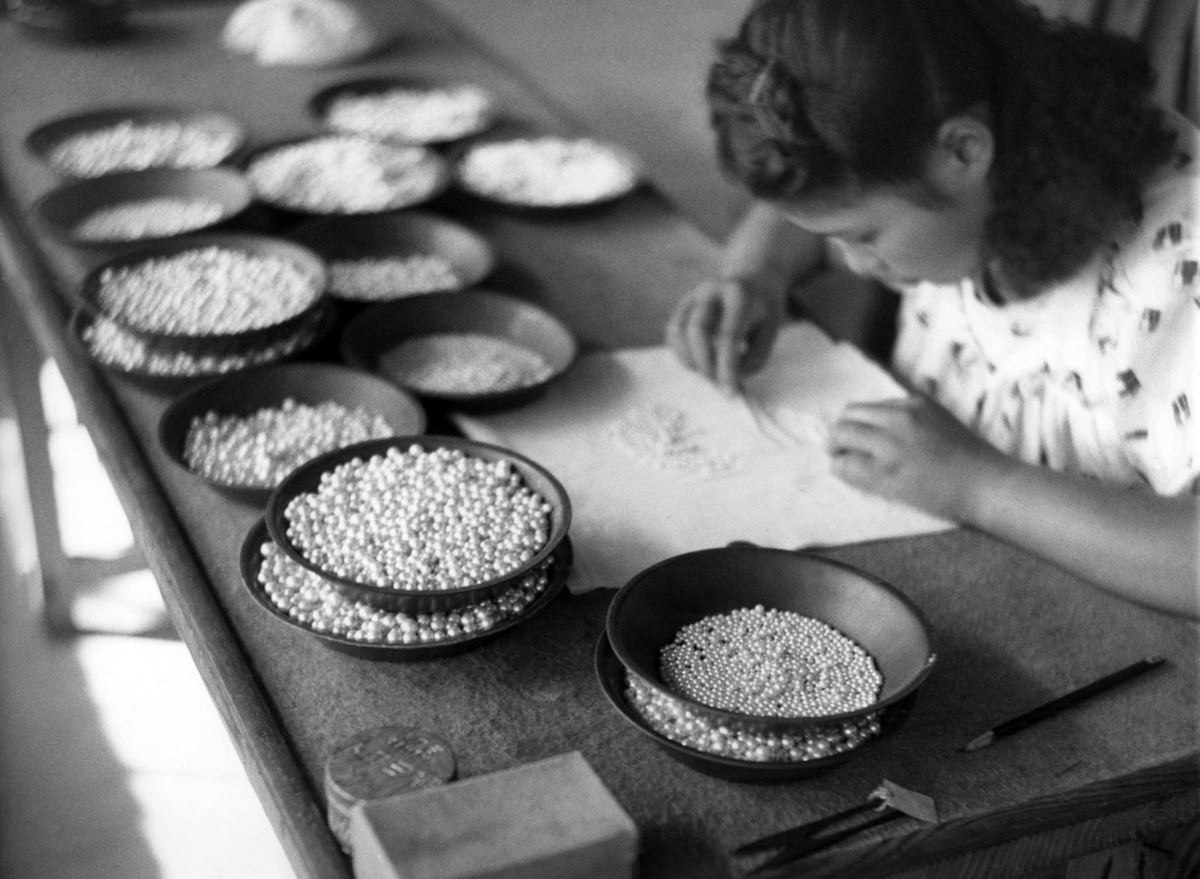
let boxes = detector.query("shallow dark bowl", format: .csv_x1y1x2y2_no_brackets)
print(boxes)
450,130,643,212
25,105,245,178
77,232,327,353
339,288,577,412
69,299,337,395
34,167,253,249
287,211,495,303
157,362,428,505
242,134,451,218
309,76,499,145
264,434,572,613
241,519,572,660
595,632,918,783
606,547,936,736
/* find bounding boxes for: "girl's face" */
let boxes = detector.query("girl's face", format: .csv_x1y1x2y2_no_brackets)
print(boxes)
780,178,990,287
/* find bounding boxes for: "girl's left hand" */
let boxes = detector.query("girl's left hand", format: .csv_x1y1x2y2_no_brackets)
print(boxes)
827,395,1006,522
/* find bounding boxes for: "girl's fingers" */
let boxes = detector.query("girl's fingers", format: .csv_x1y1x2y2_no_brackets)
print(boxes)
683,294,720,380
830,450,876,487
827,415,891,457
665,297,698,372
712,291,748,392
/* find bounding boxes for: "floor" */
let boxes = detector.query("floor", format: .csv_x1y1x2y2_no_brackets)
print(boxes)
0,361,297,879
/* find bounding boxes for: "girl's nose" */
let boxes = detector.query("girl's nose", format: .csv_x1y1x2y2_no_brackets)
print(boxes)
831,239,887,279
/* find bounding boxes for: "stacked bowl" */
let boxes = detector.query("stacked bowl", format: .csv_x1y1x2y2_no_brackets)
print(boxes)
598,546,937,781
71,232,334,388
241,435,573,659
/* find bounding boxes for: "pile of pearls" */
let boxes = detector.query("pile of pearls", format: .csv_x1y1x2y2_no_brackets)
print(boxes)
183,399,395,489
47,120,241,177
659,605,882,717
283,444,552,591
82,310,321,377
325,85,493,144
73,197,227,242
247,135,445,213
625,673,882,763
329,254,461,300
457,137,637,206
95,246,321,336
379,333,553,395
610,404,735,474
256,538,550,644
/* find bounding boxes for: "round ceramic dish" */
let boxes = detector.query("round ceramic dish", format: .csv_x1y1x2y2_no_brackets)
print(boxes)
70,299,336,394
594,632,917,783
77,232,327,354
450,131,642,211
241,519,572,659
606,546,937,737
287,211,495,303
339,288,577,412
157,362,428,505
242,134,451,217
25,106,245,178
33,167,253,249
264,434,572,613
309,76,499,145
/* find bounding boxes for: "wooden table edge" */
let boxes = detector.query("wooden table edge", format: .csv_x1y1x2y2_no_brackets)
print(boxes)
0,172,353,879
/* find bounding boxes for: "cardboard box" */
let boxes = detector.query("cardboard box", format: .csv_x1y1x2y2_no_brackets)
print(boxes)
349,751,639,879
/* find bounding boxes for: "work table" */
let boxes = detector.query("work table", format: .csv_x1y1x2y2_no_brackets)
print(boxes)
0,2,1195,877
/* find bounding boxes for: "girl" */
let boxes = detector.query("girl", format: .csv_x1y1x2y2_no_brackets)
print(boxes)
666,0,1199,617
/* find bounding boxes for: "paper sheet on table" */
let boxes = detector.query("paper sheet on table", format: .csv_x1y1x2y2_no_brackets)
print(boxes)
455,322,955,593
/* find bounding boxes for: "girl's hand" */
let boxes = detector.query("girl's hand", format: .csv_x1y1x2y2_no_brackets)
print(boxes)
827,395,1007,521
664,277,785,393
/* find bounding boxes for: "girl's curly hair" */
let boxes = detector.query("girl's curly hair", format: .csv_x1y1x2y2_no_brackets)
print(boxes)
709,0,1179,295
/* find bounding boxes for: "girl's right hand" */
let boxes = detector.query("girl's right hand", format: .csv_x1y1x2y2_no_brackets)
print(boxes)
664,277,786,393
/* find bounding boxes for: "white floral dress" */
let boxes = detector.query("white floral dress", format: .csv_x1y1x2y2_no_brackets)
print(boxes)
892,114,1200,495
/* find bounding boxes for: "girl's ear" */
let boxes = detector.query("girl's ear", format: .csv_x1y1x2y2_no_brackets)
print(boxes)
927,109,994,196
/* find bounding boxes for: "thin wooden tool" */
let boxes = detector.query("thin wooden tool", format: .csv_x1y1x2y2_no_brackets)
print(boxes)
961,655,1167,752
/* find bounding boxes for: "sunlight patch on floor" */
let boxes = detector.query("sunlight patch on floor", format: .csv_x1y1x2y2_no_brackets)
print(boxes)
76,635,297,879
1,359,296,879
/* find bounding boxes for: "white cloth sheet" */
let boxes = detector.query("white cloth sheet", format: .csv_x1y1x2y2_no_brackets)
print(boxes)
455,321,954,593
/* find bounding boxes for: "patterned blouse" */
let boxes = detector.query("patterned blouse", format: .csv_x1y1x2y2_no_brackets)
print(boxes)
892,113,1199,495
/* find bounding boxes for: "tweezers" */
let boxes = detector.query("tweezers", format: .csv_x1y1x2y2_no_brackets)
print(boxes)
733,795,905,875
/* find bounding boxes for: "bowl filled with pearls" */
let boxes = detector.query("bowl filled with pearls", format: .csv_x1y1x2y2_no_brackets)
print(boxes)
77,232,328,355
339,288,577,411
157,362,427,505
240,518,572,659
264,434,572,613
25,105,246,179
243,133,451,217
309,77,499,146
33,167,254,249
70,299,336,392
451,129,642,211
287,211,496,306
599,546,936,782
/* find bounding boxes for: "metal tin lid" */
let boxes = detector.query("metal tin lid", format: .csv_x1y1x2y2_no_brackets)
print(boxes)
324,725,456,807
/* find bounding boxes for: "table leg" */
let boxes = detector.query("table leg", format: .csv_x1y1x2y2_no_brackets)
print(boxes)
0,281,149,636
